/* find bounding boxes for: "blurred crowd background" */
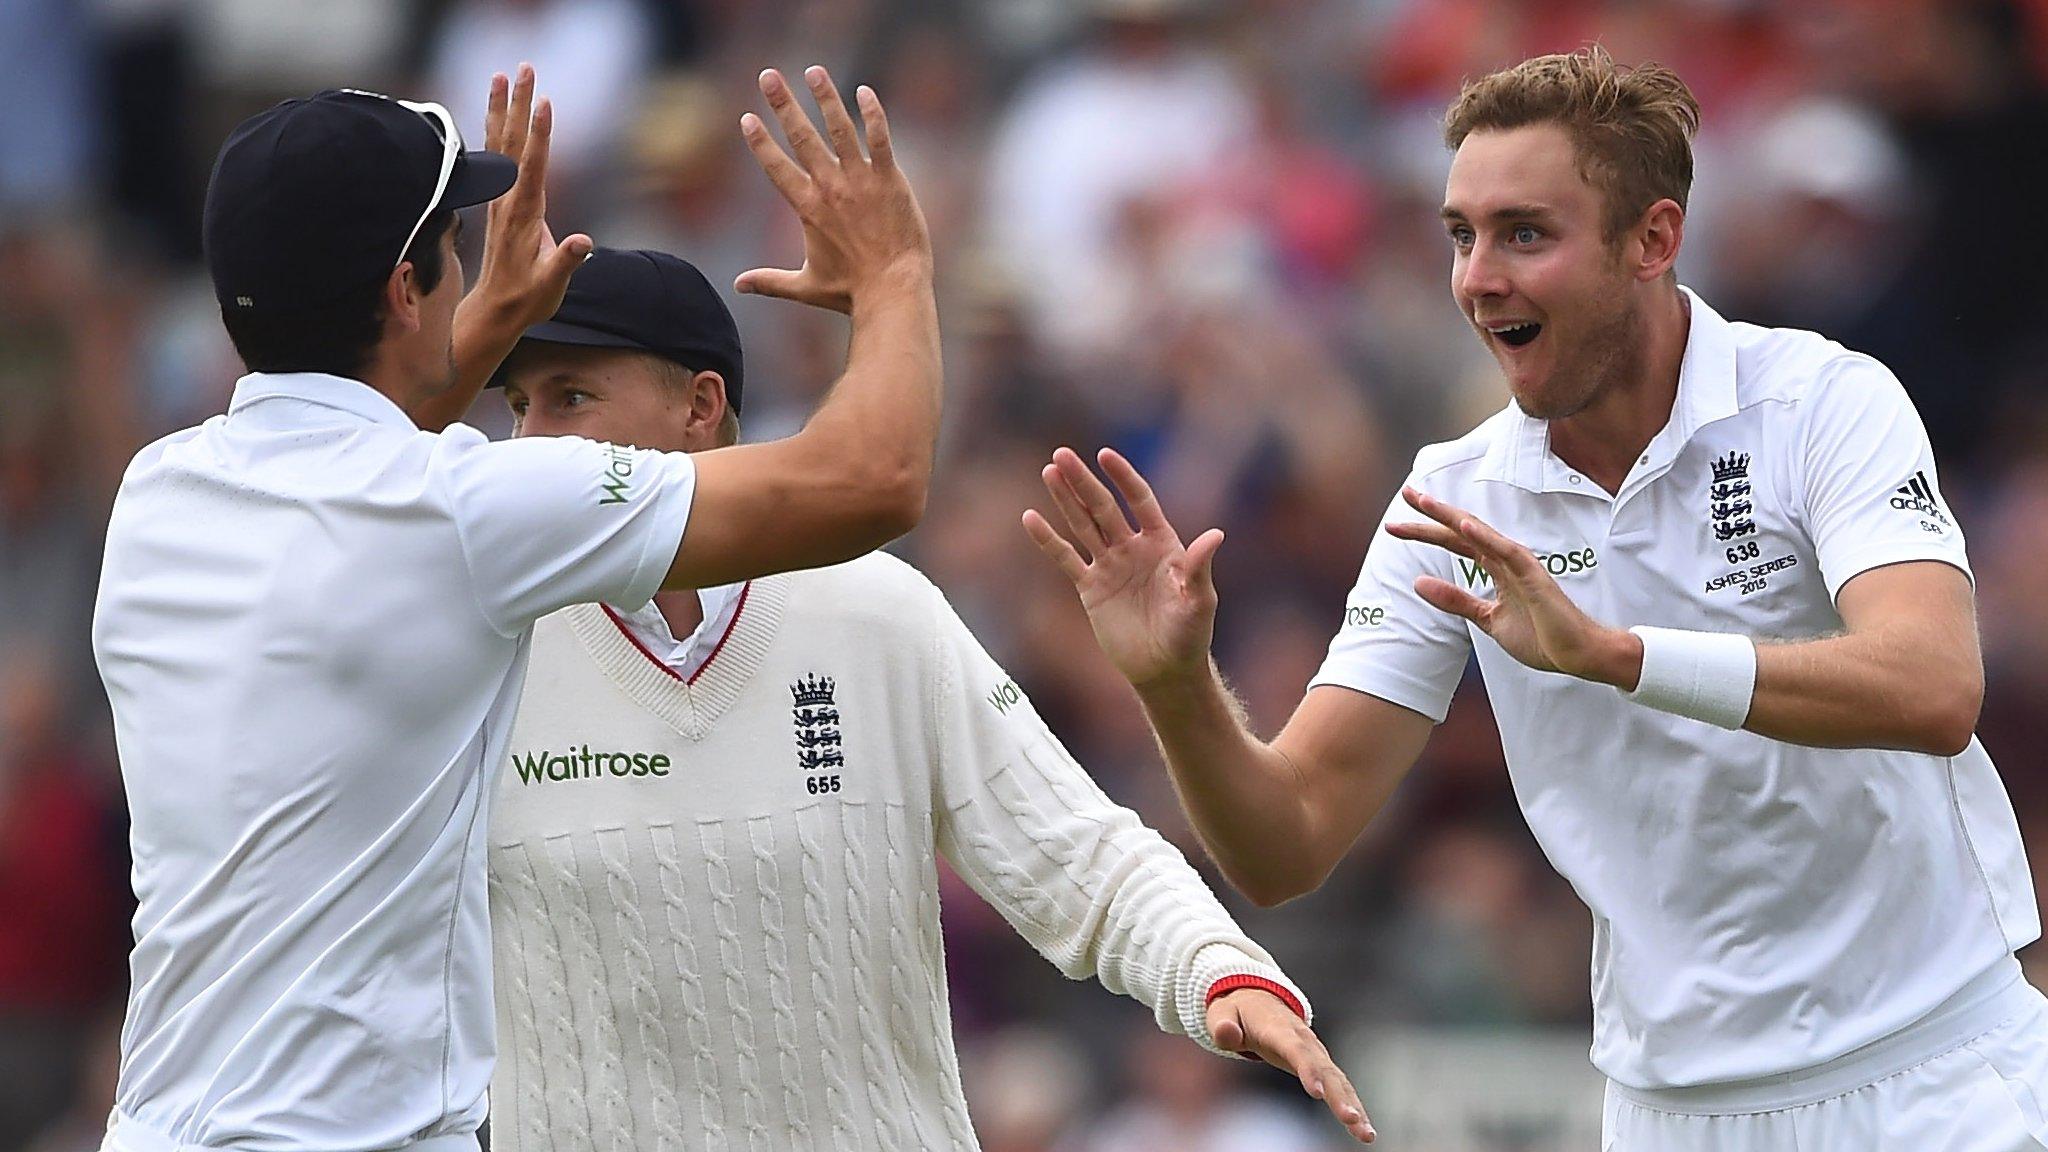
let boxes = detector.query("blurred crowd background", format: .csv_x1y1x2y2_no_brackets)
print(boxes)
6,0,2048,1148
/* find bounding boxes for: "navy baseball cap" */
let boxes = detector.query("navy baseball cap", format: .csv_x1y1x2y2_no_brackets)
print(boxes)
203,89,517,313
499,247,745,412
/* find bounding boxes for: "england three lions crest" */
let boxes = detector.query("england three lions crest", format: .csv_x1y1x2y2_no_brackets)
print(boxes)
1708,451,1756,542
791,673,845,774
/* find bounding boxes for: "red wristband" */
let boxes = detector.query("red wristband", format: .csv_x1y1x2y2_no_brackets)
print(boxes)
1205,974,1305,1020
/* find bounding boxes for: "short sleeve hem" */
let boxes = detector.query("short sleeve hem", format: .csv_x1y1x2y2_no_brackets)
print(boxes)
1306,668,1454,724
1822,545,1974,603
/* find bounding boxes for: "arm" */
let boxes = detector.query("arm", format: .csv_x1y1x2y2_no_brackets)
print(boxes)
1744,562,1981,754
1390,491,1980,756
923,583,1373,1142
662,67,938,590
1135,675,1434,907
419,66,594,432
1023,447,1442,908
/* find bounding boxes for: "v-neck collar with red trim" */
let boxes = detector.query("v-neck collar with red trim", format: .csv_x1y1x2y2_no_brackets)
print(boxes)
599,581,750,686
563,575,789,740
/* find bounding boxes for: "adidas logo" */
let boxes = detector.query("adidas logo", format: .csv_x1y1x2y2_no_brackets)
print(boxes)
1889,470,1950,523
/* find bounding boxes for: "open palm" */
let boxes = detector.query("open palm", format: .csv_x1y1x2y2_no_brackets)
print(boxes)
1023,448,1224,689
1387,486,1621,681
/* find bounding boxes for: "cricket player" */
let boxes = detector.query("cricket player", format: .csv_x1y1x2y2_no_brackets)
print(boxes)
91,65,941,1152
481,245,1375,1150
1026,48,2048,1148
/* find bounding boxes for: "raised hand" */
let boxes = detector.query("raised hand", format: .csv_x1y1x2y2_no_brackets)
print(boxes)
433,64,594,428
466,64,593,333
1206,989,1376,1143
736,66,931,314
1022,447,1224,690
1388,487,1634,685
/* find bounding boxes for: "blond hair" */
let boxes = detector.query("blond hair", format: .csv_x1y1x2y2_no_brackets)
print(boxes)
1443,46,1701,240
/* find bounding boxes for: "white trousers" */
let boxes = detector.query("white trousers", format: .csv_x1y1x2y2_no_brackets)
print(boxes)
1604,964,2048,1151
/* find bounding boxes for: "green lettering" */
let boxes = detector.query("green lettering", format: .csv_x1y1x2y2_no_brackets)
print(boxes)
598,444,636,505
513,745,675,784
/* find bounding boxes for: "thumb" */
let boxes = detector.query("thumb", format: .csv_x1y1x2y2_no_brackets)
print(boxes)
734,267,805,299
1210,1011,1246,1053
545,234,594,280
1184,528,1225,597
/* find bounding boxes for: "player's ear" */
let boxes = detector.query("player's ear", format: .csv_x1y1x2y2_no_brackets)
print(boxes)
1633,198,1684,282
382,261,425,335
685,370,730,436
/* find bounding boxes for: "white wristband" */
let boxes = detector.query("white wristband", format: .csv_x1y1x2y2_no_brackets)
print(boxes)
1619,626,1757,729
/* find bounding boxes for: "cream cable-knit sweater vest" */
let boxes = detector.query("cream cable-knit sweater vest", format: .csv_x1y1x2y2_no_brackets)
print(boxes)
484,553,1306,1152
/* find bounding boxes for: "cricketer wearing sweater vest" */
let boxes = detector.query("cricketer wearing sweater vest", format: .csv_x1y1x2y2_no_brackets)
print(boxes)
480,248,1367,1151
486,553,1310,1152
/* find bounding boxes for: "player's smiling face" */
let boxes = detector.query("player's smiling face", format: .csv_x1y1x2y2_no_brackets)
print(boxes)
503,344,716,452
1443,122,1644,420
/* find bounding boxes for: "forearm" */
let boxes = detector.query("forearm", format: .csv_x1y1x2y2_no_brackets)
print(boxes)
1133,664,1329,906
796,261,940,509
661,265,939,588
1747,626,1979,754
1600,621,1980,755
936,702,1306,1053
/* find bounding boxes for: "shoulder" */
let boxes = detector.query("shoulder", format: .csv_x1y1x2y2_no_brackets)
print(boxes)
119,420,213,482
426,431,681,515
781,550,948,629
774,553,974,695
1408,404,1518,484
1728,318,1907,413
426,426,573,475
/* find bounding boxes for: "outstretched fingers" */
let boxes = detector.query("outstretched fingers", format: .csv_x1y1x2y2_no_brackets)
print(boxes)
803,66,862,168
502,97,554,223
1400,485,1480,536
1399,486,1533,574
1414,575,1492,624
1455,513,1538,581
1022,510,1089,585
1050,447,1135,545
1042,462,1107,554
483,72,508,153
502,63,535,162
1385,519,1481,561
1097,447,1173,535
855,85,895,171
1245,1014,1375,1144
739,110,809,208
758,67,834,175
1306,1061,1376,1144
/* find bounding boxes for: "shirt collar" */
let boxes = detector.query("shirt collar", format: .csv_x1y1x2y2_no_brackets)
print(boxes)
1477,285,1738,493
620,581,746,652
227,372,419,430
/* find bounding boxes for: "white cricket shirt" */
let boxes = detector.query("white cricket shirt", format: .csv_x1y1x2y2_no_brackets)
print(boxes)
91,372,695,1151
1314,290,2037,1089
